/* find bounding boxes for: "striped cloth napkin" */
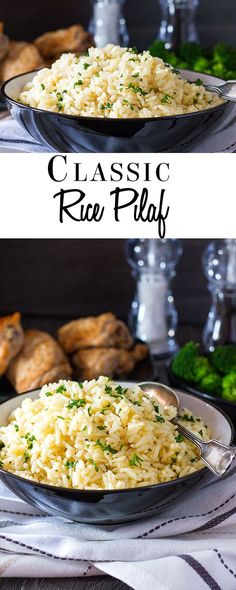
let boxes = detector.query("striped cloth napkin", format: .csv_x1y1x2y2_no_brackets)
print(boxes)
0,107,236,152
0,462,236,589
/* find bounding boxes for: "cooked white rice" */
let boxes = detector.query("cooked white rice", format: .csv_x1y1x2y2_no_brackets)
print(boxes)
0,377,210,490
18,44,223,119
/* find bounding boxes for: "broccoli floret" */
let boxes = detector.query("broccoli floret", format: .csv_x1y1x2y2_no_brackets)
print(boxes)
193,356,212,383
210,345,236,374
222,372,236,402
199,372,222,396
171,342,199,382
149,40,170,62
193,57,211,74
178,42,202,66
213,43,232,64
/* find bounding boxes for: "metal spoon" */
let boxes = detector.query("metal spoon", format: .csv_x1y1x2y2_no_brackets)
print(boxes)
205,80,236,102
138,381,236,477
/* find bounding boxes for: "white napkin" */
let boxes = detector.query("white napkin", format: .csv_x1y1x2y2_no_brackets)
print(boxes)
0,462,236,589
0,107,236,152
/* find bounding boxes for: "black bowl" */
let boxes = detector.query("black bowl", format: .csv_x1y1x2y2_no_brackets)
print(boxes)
1,70,234,153
168,366,236,427
0,385,233,524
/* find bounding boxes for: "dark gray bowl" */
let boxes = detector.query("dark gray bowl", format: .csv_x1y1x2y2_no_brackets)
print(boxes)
0,385,233,524
1,70,234,153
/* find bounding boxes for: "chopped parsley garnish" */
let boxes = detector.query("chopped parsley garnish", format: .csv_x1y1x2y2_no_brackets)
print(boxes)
45,391,53,397
74,80,83,88
175,434,184,443
24,434,36,449
0,441,5,449
133,400,141,406
57,415,65,420
129,453,143,467
101,404,111,414
115,385,125,396
95,439,117,454
105,385,112,395
193,97,198,105
97,425,106,431
0,461,3,468
14,424,19,432
88,406,92,416
153,404,159,413
100,101,113,111
56,385,67,393
40,83,45,90
195,78,203,86
198,429,203,437
24,452,30,462
127,83,147,96
65,460,76,468
83,63,91,70
161,93,172,104
191,457,197,463
82,425,87,432
78,383,83,389
122,99,135,110
88,458,99,472
132,73,139,78
182,414,195,423
130,46,139,54
155,415,165,423
66,399,86,409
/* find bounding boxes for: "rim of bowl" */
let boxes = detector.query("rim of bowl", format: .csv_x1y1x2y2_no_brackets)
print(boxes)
168,363,236,410
0,386,234,495
1,68,229,124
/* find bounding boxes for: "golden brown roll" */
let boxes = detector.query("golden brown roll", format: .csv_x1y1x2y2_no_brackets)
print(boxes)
73,343,148,381
0,312,24,376
58,313,134,354
34,25,94,60
0,41,43,82
7,330,72,393
0,23,10,62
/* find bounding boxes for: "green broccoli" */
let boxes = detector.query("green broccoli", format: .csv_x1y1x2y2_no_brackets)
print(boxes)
193,57,211,74
171,342,199,382
148,40,170,62
222,372,236,402
210,345,236,374
178,42,202,66
198,372,222,396
193,356,212,383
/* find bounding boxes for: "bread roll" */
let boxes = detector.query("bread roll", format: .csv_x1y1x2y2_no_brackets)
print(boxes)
73,343,148,380
7,330,72,393
58,313,134,354
0,312,24,376
0,41,43,82
34,25,94,60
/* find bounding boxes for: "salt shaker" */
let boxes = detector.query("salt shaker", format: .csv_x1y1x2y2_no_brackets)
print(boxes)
158,0,199,50
126,239,182,357
202,239,236,352
90,0,129,48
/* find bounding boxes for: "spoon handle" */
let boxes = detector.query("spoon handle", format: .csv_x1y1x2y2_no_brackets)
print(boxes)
173,419,236,477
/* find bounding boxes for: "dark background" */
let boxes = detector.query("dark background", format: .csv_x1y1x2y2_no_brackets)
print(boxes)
0,239,209,345
1,1,235,49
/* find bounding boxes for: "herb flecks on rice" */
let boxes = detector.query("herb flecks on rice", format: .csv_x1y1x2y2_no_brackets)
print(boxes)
0,377,210,490
19,45,223,119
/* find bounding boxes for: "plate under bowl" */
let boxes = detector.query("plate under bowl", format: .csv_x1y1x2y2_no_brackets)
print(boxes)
1,70,234,153
0,384,233,524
